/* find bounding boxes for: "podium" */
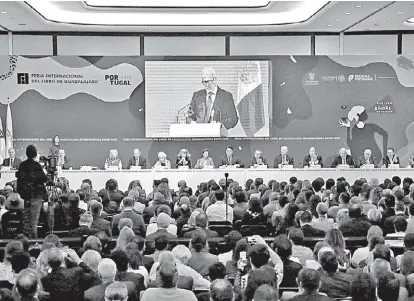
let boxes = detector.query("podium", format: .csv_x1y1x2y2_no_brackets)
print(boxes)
169,123,228,138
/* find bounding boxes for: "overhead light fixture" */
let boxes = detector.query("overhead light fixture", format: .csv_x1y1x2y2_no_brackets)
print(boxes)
355,5,363,8
85,0,271,8
0,11,7,14
345,12,352,15
25,0,330,26
327,24,332,27
262,29,268,31
335,18,341,21
398,11,404,14
388,17,392,20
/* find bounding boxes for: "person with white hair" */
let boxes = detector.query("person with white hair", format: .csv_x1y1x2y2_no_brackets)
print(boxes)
153,152,171,169
356,148,378,168
339,105,388,163
273,145,294,168
2,147,21,169
250,149,268,167
303,147,323,168
104,150,122,170
331,147,355,167
176,149,192,168
186,66,238,130
127,148,147,169
81,250,102,274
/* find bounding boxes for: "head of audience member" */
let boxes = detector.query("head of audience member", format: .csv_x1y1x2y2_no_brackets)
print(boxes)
339,192,351,206
172,245,191,266
288,228,305,246
248,197,263,215
26,145,37,160
370,258,391,281
157,212,171,230
16,270,40,300
98,258,118,282
83,235,102,252
46,248,65,270
208,262,226,281
316,202,328,218
247,244,270,269
90,201,103,217
125,242,143,270
78,213,93,229
296,268,321,294
350,272,376,301
104,282,128,301
154,235,170,253
115,227,135,252
368,236,384,253
273,235,292,263
372,244,391,262
81,250,102,273
244,267,277,301
4,240,23,264
377,271,400,301
11,251,30,275
214,189,225,202
405,233,414,251
384,194,396,209
299,210,313,227
312,242,330,263
366,209,382,225
156,262,178,289
348,204,363,219
118,218,133,231
5,193,23,210
111,250,129,273
407,274,414,297
253,284,278,301
393,216,407,233
400,250,414,276
191,230,208,253
319,250,338,273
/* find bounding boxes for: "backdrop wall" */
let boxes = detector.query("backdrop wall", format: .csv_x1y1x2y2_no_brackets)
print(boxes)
1,55,414,169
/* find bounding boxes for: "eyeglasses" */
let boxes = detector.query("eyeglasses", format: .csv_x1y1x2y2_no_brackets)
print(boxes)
202,79,214,85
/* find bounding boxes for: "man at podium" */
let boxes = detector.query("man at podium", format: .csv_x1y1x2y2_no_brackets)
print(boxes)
186,67,238,130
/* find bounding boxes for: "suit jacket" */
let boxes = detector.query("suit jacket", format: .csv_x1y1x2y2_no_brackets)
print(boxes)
289,292,333,301
331,155,354,168
319,271,353,298
111,210,146,237
127,156,147,169
91,216,112,237
183,227,218,239
383,155,400,167
303,155,323,168
69,225,93,237
84,280,137,301
338,218,372,237
116,271,146,295
383,212,407,236
355,156,378,168
280,259,302,288
218,156,244,167
186,87,238,130
42,263,96,301
301,224,326,237
146,228,177,242
2,157,21,169
143,255,155,273
273,154,294,168
250,157,268,167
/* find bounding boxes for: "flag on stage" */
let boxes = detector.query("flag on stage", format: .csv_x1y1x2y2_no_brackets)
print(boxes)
5,103,13,152
236,61,265,137
0,118,5,163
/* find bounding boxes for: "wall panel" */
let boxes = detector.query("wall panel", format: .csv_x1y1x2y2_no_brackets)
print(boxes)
57,36,140,55
230,36,311,55
13,35,53,55
344,35,397,55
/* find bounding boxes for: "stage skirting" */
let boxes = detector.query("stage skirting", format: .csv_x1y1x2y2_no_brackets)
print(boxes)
1,168,413,192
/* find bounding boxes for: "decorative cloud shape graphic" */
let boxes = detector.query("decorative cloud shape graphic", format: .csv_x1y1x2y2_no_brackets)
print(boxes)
0,56,143,104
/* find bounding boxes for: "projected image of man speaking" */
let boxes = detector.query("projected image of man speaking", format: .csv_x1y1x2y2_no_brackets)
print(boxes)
186,67,238,130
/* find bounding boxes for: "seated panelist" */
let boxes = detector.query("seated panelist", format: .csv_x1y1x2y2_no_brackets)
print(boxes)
153,152,171,169
303,147,323,168
383,147,400,167
2,148,21,169
250,150,268,168
331,148,354,168
176,149,192,168
356,149,377,168
273,146,294,168
127,148,147,169
410,158,414,168
219,146,244,168
104,149,122,170
194,148,214,169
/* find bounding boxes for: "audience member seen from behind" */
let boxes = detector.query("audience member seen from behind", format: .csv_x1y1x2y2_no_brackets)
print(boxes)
1,193,24,239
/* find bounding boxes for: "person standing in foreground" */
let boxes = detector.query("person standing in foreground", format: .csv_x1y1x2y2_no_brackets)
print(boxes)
15,145,47,239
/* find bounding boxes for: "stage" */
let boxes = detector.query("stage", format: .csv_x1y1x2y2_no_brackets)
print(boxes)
1,168,413,192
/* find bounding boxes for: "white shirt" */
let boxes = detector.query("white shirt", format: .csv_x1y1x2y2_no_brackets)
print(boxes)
206,201,233,223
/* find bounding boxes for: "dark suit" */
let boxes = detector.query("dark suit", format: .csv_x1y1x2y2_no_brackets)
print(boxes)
301,224,325,237
116,271,145,296
383,212,407,235
250,157,268,167
2,157,21,169
218,156,244,167
183,227,218,239
69,225,93,237
331,155,354,168
84,280,137,301
127,156,147,169
91,216,112,237
111,210,146,237
289,292,333,301
338,218,371,237
303,155,323,168
355,156,378,168
280,260,302,288
146,228,177,242
42,263,97,301
143,255,155,273
383,155,400,167
186,86,238,130
273,154,294,168
319,271,353,298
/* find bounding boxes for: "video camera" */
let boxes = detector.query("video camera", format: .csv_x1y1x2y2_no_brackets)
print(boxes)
39,156,58,186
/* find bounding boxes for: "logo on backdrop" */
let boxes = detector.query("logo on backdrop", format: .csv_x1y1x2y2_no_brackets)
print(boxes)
322,74,346,82
104,74,132,86
17,73,29,84
373,101,395,114
304,72,319,86
348,74,375,82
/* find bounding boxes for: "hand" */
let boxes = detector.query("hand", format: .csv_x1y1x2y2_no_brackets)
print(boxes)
237,259,248,271
339,119,350,128
235,164,240,168
64,248,81,265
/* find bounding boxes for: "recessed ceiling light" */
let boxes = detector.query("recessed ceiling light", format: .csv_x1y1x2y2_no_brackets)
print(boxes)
327,24,333,27
355,5,362,8
262,29,268,32
0,11,7,14
345,12,352,15
398,11,404,14
335,18,341,21
388,17,392,20
204,29,210,32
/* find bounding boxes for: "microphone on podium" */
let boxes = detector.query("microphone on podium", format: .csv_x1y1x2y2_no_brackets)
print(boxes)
209,104,222,123
175,104,190,123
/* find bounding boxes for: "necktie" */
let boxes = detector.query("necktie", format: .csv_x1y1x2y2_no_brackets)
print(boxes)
136,158,139,166
282,156,286,164
342,157,345,165
11,158,13,166
204,92,213,122
228,156,232,165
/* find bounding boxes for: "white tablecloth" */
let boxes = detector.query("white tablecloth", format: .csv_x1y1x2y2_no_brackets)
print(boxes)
1,168,412,192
